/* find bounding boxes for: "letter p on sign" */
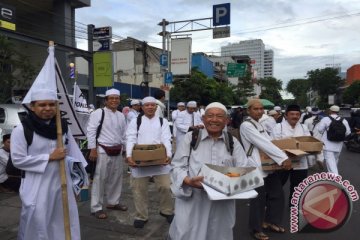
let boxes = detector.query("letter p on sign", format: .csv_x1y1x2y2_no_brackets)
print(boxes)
213,3,230,26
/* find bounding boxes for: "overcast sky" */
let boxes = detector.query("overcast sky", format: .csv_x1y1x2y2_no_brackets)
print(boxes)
76,0,360,88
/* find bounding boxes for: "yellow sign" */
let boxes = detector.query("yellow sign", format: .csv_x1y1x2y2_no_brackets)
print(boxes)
0,20,15,31
93,52,113,87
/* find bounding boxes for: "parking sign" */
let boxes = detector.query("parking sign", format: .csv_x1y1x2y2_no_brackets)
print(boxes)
213,3,230,26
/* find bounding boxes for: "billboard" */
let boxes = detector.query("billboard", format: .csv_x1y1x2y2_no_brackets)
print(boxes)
93,52,113,87
171,38,192,75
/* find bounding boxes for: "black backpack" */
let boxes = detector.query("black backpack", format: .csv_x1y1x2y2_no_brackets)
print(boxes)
327,116,346,141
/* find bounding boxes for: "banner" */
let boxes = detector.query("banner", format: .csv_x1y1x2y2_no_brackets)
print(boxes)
93,51,113,87
73,84,89,113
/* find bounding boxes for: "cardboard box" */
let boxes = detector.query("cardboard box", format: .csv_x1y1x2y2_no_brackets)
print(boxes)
260,148,307,171
272,138,298,150
294,136,323,152
199,164,264,196
132,144,167,166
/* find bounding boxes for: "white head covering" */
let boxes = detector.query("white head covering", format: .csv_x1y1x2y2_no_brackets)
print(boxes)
306,106,312,112
142,96,157,104
330,105,340,112
31,89,57,102
205,102,227,114
105,88,120,96
187,101,197,108
274,106,281,111
130,99,141,105
177,102,185,107
268,110,277,116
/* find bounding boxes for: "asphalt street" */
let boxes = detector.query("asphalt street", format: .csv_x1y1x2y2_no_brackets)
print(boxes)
0,147,359,240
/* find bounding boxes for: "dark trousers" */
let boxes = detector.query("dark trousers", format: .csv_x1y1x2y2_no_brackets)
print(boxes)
0,176,21,192
278,169,308,204
249,172,284,232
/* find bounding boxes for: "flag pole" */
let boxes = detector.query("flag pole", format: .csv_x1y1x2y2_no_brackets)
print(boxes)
50,41,72,240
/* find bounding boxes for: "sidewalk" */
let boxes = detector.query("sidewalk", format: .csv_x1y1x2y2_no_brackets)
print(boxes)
0,168,171,240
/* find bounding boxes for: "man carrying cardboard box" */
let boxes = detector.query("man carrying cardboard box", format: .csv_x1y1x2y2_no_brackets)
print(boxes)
271,104,313,205
240,99,291,240
126,96,174,229
169,102,255,240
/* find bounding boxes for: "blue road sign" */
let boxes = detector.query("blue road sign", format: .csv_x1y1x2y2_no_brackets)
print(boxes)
164,72,173,84
160,54,168,67
213,3,231,26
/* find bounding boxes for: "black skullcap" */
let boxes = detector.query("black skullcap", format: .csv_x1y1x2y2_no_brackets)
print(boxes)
286,104,301,113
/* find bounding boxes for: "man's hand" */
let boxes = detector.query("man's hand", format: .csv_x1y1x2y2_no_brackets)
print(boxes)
163,157,171,165
183,176,204,189
89,148,98,162
281,159,292,170
49,147,66,161
126,157,136,167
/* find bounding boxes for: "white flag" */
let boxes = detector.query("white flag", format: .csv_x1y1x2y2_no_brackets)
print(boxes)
22,45,86,137
73,84,90,113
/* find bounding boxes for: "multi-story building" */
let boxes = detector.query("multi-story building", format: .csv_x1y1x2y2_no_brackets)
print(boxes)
346,64,360,85
264,49,274,78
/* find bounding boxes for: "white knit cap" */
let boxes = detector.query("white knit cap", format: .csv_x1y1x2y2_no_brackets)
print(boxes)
177,102,185,107
187,101,197,108
142,96,156,104
330,105,340,112
274,106,281,111
205,102,227,114
268,110,277,116
31,89,57,102
130,99,141,105
105,88,120,96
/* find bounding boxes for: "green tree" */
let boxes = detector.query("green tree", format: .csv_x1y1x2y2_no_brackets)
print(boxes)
343,81,360,106
236,70,254,104
307,68,342,108
170,68,237,106
258,77,283,105
286,78,311,107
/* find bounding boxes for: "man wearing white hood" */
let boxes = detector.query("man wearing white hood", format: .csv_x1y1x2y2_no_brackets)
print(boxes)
154,89,166,118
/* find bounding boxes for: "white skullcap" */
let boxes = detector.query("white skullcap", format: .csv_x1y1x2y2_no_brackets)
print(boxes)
105,88,120,96
268,110,277,116
330,105,340,112
31,89,57,102
306,106,312,112
274,106,281,111
205,102,227,114
142,96,156,104
187,101,197,108
130,99,141,105
177,102,185,107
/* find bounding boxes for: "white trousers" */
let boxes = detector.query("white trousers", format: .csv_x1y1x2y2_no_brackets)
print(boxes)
323,150,341,175
91,151,124,213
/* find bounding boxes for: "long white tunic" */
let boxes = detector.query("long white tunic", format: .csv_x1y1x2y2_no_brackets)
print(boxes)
239,117,288,178
0,148,9,183
317,114,351,152
126,109,140,125
126,115,172,177
175,111,203,145
11,125,87,240
169,129,254,240
262,116,277,135
271,121,312,170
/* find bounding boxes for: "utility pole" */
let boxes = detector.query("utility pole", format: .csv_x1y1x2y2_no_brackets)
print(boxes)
87,24,95,105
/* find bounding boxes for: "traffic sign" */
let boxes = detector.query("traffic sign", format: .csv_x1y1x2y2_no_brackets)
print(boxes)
213,26,230,39
93,39,111,51
160,54,168,67
93,26,112,39
213,3,230,26
226,63,247,77
164,72,173,84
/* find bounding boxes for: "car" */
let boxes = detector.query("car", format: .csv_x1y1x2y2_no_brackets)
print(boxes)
0,104,27,137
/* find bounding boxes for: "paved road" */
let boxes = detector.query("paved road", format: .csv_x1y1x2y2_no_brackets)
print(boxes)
1,147,359,239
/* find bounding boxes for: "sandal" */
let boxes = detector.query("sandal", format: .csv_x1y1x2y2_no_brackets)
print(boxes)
106,204,128,211
253,231,269,240
263,222,285,233
92,210,107,219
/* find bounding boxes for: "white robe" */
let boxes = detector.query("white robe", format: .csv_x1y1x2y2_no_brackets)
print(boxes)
11,125,87,240
169,129,255,240
175,111,203,145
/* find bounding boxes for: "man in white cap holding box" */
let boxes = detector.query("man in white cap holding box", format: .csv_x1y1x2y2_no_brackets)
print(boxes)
175,101,203,145
11,89,88,240
317,105,351,174
127,99,141,125
87,88,128,219
169,102,256,240
126,96,174,228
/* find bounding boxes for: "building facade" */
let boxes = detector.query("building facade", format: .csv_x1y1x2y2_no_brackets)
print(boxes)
346,64,360,85
264,49,274,78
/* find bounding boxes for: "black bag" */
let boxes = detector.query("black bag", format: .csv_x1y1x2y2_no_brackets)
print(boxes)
5,154,22,177
327,116,346,141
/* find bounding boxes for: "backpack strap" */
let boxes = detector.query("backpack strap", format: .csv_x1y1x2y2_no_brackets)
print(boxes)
225,131,234,155
239,119,260,157
136,114,163,137
22,122,34,146
95,108,105,143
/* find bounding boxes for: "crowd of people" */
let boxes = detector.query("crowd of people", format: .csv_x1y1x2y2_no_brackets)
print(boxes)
0,87,359,240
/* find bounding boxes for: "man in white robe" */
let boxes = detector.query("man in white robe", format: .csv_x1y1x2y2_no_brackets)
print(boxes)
171,102,185,137
11,89,87,240
262,110,279,135
127,99,141,125
240,99,291,239
126,96,174,228
154,89,166,118
169,102,255,240
175,101,203,145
